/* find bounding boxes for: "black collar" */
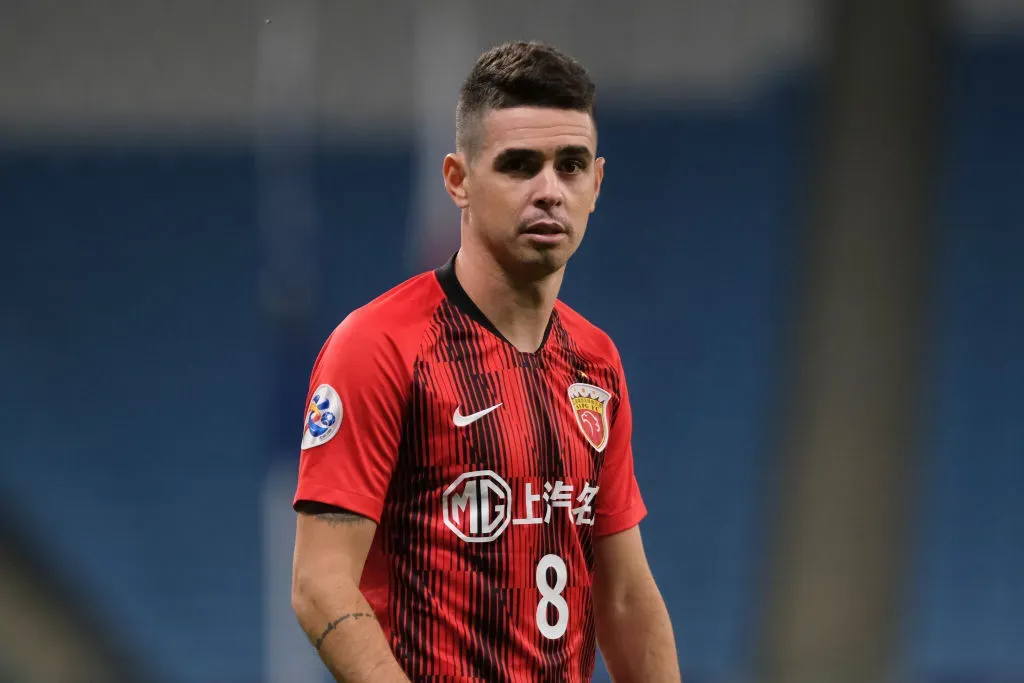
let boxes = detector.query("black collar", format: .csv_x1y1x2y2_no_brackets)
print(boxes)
434,252,555,353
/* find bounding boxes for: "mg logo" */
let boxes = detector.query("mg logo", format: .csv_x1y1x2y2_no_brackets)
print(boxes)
442,470,512,543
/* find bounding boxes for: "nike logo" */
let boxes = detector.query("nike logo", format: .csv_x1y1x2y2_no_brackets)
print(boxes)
452,403,503,428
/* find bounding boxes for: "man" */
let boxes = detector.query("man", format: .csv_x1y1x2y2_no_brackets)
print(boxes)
291,41,681,682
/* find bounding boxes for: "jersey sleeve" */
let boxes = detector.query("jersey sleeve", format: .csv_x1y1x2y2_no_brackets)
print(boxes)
293,314,411,523
593,356,648,537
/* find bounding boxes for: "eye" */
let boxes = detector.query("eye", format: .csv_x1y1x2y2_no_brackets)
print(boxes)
559,158,587,175
505,158,531,173
497,155,539,176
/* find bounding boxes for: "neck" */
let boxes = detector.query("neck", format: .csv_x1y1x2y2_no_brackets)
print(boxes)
453,244,564,354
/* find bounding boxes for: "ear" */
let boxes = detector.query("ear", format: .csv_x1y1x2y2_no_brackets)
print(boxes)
590,156,605,213
443,153,471,209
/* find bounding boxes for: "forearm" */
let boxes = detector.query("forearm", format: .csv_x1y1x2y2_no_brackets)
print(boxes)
293,576,409,683
596,583,681,683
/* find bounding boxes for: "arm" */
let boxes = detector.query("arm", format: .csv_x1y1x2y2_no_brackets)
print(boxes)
593,525,681,683
290,313,417,680
291,501,410,683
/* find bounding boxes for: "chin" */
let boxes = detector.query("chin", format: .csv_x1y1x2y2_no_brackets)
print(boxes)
506,242,576,278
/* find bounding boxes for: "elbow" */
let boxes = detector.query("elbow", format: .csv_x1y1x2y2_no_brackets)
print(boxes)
291,562,361,624
595,573,664,624
291,564,321,624
595,592,634,633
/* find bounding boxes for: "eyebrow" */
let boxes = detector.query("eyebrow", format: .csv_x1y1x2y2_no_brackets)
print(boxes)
494,145,594,163
557,145,594,160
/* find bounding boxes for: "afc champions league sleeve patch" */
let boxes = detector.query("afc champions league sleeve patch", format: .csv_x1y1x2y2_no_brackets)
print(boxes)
568,382,612,452
301,384,343,450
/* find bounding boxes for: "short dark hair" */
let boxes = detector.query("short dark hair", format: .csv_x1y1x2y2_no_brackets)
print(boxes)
456,41,596,159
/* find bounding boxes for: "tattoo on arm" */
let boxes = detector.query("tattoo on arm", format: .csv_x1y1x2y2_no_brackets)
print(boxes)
317,512,369,527
313,612,375,651
295,500,370,527
294,501,375,650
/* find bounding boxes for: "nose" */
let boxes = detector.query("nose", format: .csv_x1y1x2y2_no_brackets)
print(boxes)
532,166,563,210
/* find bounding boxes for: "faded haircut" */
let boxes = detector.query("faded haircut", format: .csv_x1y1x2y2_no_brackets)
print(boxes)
455,41,596,160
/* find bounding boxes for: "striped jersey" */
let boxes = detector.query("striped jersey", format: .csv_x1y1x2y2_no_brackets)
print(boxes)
294,255,647,682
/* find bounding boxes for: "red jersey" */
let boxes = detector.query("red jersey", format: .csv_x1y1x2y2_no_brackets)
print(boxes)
294,256,647,682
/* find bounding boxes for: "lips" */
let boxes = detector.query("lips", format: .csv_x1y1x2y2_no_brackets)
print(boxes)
521,221,566,235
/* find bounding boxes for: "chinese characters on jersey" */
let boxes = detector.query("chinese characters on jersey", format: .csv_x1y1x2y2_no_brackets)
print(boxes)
443,470,600,543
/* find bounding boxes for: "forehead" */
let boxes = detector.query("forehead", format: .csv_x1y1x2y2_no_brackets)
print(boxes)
478,107,596,156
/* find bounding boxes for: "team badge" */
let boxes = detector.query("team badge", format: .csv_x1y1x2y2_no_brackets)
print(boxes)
301,384,342,450
568,383,612,452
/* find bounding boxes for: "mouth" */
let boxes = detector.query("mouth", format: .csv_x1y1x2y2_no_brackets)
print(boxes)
521,220,567,236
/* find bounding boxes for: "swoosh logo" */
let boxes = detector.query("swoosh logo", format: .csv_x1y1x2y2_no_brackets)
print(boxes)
453,402,503,428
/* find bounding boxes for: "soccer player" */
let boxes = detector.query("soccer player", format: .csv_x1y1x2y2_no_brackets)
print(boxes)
291,41,681,682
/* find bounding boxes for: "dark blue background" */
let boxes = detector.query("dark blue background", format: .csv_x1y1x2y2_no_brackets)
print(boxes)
0,39,1021,683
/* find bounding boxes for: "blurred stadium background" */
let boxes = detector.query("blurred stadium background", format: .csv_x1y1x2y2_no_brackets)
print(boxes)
1,0,1022,682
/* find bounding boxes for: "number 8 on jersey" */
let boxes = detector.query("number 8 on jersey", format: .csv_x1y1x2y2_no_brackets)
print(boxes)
537,554,569,639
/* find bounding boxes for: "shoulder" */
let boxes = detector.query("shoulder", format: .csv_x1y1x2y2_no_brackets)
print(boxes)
554,298,622,367
316,270,444,373
343,269,444,335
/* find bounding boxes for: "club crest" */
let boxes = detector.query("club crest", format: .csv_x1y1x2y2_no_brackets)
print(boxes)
568,383,612,452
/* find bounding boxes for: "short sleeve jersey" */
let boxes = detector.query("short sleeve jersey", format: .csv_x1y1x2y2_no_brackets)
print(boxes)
294,256,647,682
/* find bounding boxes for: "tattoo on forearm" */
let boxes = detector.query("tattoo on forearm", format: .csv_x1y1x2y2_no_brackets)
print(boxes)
313,612,374,651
